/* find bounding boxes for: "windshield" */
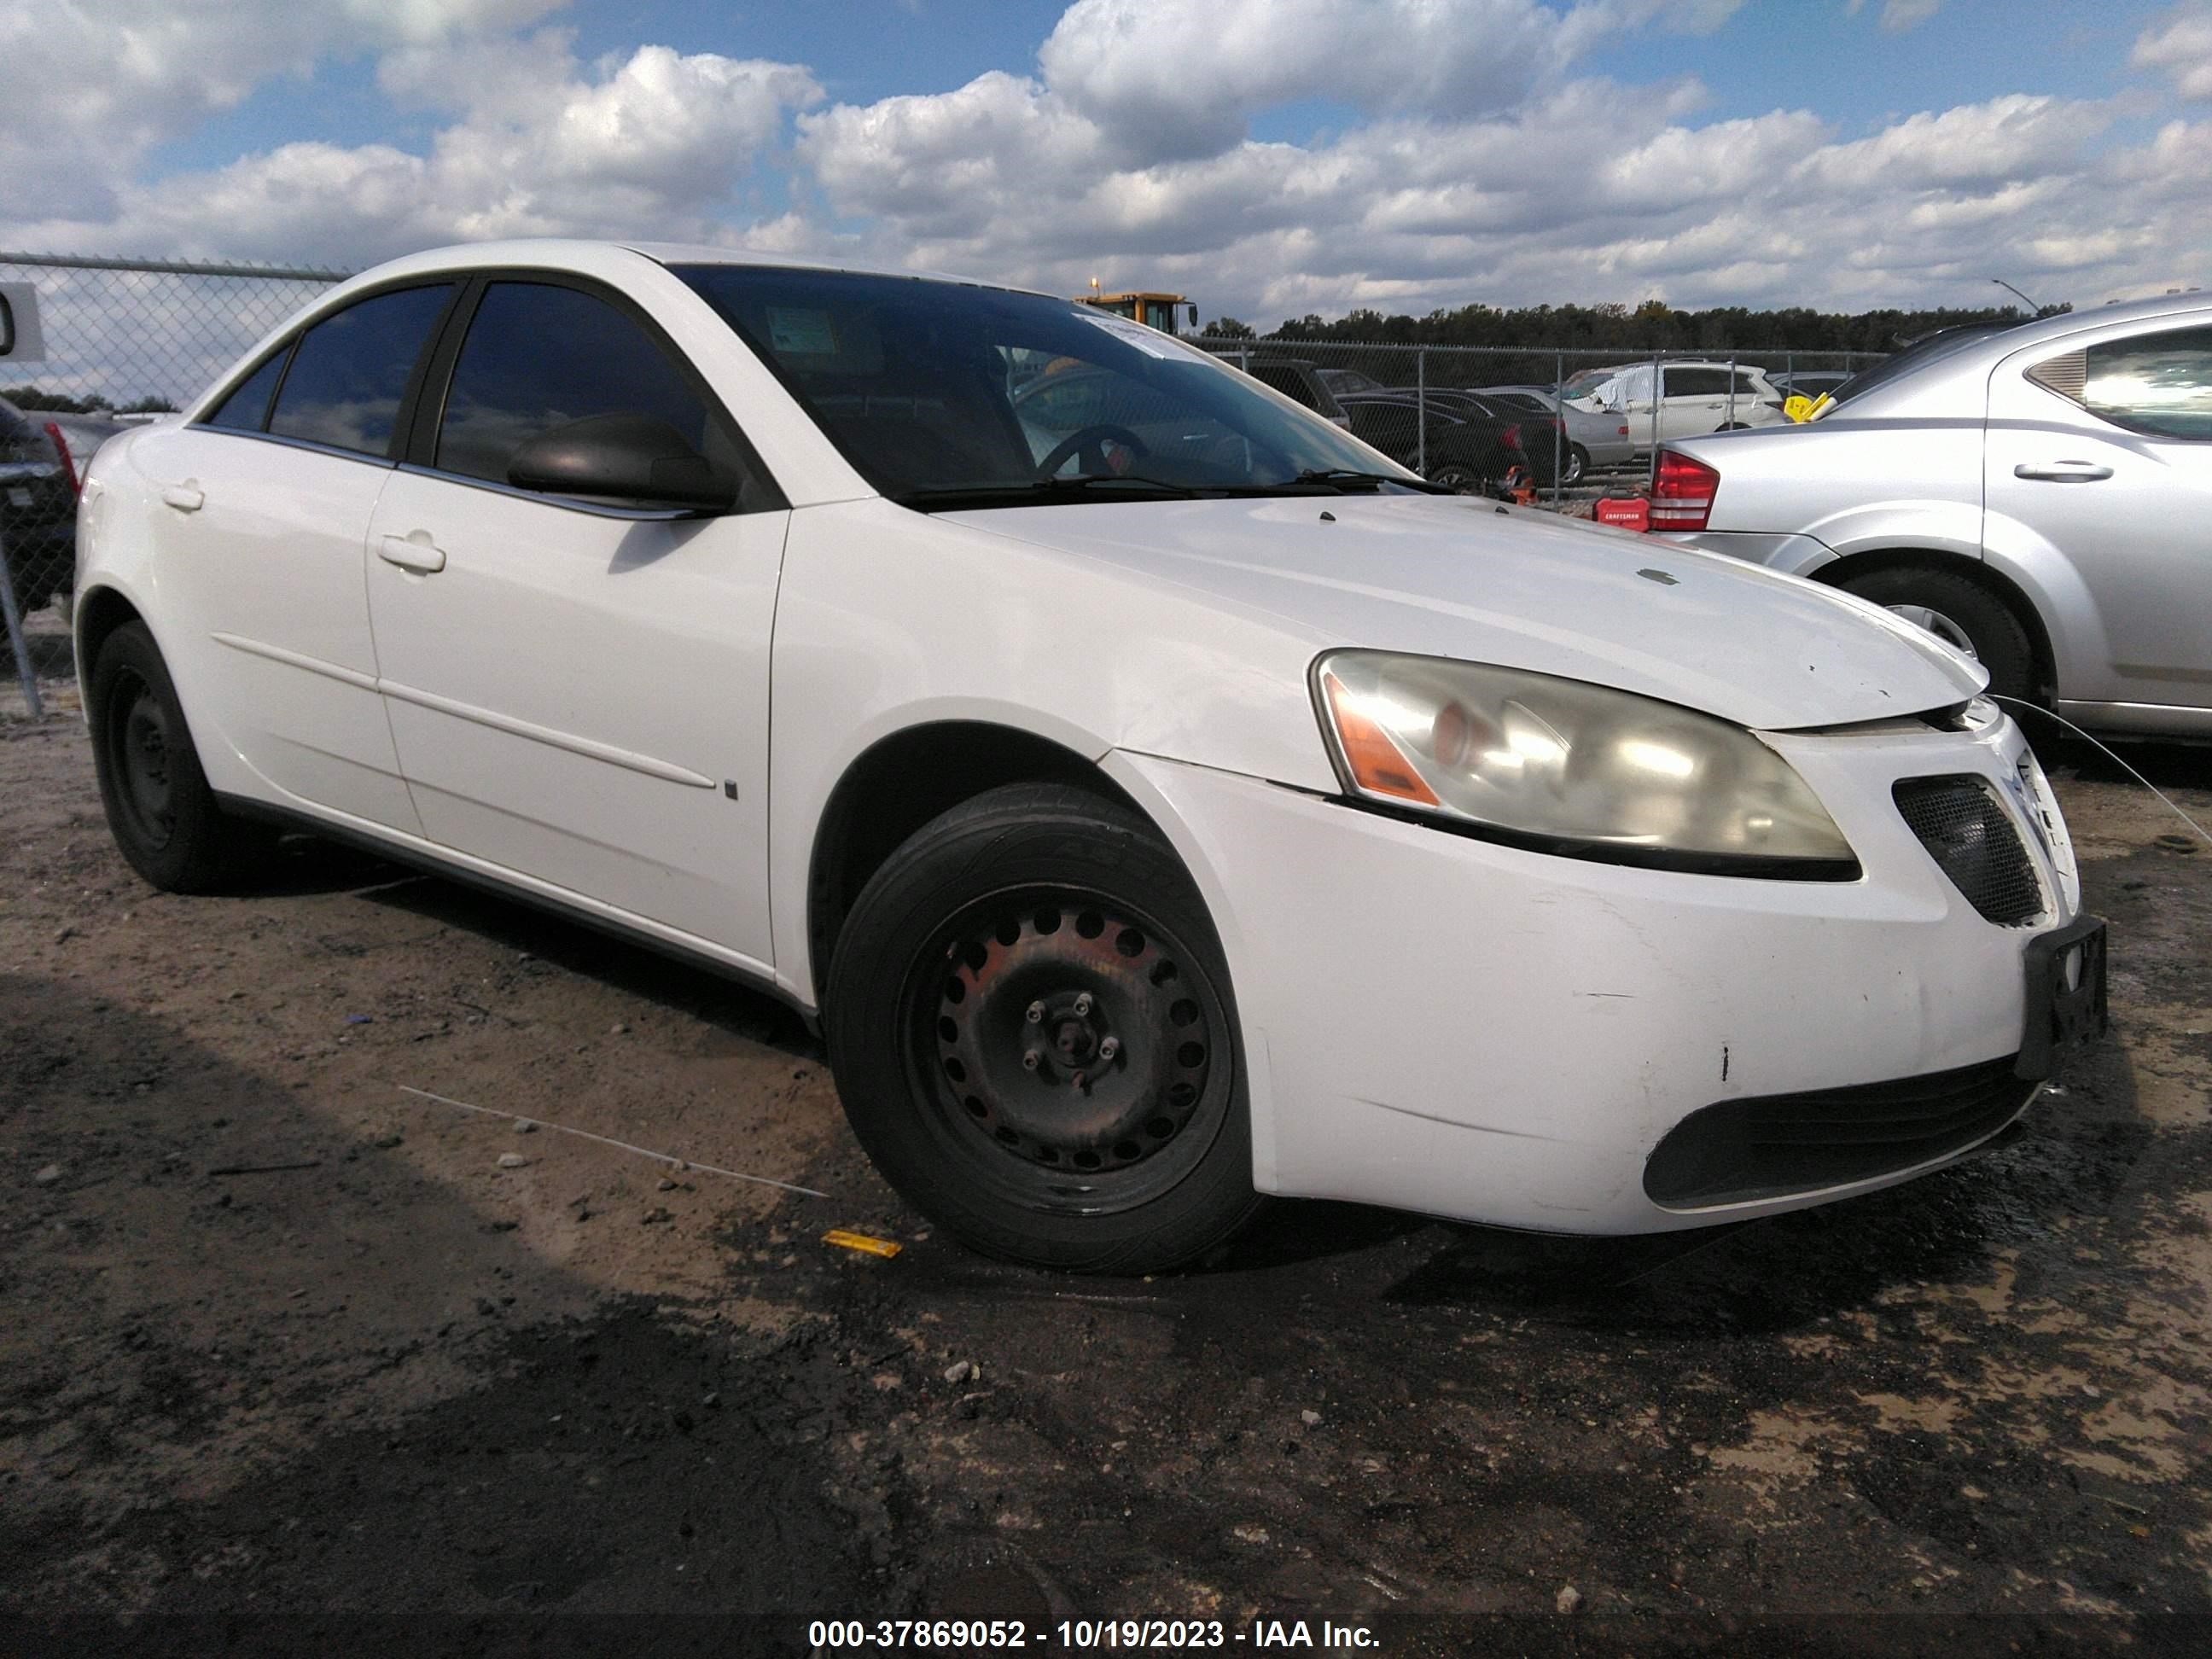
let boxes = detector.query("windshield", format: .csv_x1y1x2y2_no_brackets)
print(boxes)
673,266,1413,504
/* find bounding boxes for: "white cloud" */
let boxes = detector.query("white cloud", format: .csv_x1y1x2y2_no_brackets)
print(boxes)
0,0,568,222
5,0,2211,345
1035,0,1575,163
797,68,2203,325
1880,0,1942,31
10,37,821,267
2133,3,2212,99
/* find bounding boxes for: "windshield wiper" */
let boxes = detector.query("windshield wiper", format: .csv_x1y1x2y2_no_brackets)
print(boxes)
896,475,1205,510
1290,469,1452,494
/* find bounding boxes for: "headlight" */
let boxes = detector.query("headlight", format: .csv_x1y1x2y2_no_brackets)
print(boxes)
1313,650,1856,875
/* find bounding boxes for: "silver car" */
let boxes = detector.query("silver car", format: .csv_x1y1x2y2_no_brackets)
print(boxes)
1478,385,1638,478
1656,294,2212,738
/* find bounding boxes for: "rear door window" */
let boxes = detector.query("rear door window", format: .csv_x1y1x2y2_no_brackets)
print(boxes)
266,284,455,457
2031,325,2212,440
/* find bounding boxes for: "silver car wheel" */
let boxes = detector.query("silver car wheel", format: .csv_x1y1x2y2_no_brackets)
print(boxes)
1887,603,1980,661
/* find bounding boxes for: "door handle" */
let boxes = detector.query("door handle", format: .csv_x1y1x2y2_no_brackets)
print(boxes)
160,485,204,513
2013,461,2113,482
377,533,446,574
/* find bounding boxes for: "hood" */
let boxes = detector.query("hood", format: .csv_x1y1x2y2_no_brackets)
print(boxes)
949,492,1980,731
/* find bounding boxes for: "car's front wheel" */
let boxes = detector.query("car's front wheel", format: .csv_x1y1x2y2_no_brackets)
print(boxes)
824,783,1265,1273
90,620,269,892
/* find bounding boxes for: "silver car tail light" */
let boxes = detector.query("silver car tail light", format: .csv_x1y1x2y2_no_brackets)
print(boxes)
1649,449,1718,531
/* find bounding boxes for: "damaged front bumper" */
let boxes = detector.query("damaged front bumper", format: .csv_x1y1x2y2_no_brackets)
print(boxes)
1106,707,2096,1235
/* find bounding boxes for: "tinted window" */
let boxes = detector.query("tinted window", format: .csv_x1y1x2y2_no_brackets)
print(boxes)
437,282,722,486
205,348,289,432
1731,371,1767,398
2075,326,2212,440
1664,367,1732,398
267,285,453,457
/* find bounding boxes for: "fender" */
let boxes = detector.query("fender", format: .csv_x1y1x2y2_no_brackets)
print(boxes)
1813,498,1986,565
1977,508,2114,699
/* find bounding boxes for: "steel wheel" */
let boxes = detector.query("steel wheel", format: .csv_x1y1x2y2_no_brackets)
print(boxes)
90,620,270,893
107,667,178,848
909,885,1231,1215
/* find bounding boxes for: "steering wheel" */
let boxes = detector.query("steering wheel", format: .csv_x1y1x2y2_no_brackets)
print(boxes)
1037,422,1150,479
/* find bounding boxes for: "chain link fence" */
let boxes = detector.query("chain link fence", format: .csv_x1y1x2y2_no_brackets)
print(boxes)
1188,336,1876,506
3,253,351,713
2,252,1881,713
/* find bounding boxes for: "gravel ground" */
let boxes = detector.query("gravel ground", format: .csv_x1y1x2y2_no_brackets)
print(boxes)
3,648,2209,1656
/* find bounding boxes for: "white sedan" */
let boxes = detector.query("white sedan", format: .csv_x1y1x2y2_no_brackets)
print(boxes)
72,241,2105,1272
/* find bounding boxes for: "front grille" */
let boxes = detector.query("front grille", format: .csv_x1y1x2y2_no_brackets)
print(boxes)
1894,775,2044,925
1644,1057,2034,1208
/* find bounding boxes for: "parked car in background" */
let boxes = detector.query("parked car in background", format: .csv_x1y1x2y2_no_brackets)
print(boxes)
1480,384,1637,479
1420,387,1569,490
1767,369,1854,403
1316,366,1387,398
1333,389,1535,493
1570,360,1788,451
0,393,83,620
74,240,2104,1270
41,409,130,467
1236,357,1353,430
1652,292,2212,736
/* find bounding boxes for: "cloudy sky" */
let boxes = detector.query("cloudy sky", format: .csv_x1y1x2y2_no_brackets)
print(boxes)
3,0,2210,328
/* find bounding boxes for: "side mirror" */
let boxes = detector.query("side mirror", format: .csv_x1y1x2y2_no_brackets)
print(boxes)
508,413,736,510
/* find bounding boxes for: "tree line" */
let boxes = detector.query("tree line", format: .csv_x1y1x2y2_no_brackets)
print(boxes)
2,386,178,414
1203,297,2071,352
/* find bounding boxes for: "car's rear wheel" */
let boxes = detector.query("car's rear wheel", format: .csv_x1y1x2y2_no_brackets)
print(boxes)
824,783,1265,1273
90,621,269,892
1562,444,1589,486
1835,566,2038,703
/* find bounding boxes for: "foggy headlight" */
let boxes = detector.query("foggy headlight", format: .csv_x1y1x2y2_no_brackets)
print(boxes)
1313,650,1855,873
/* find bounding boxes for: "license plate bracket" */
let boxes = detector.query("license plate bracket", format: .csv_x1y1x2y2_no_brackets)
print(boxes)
2015,914,2108,1080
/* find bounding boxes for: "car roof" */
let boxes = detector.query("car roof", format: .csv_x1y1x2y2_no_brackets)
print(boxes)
341,237,1059,302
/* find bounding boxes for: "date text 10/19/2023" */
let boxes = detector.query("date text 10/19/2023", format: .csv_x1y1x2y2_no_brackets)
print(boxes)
807,1619,1382,1649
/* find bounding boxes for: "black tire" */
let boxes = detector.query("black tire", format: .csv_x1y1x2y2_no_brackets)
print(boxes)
824,782,1266,1273
1834,565,2038,703
90,620,269,892
1427,462,1482,494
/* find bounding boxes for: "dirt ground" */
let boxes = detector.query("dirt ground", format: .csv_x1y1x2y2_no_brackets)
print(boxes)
4,628,2210,1656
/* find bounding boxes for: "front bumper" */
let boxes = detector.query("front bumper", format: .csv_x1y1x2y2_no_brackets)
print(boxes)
1108,709,2086,1234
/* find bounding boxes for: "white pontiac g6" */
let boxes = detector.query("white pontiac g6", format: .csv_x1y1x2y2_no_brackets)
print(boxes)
73,242,2106,1272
